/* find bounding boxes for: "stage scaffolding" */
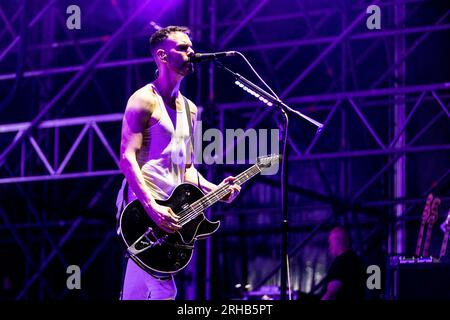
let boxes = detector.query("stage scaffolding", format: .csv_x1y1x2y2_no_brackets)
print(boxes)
0,0,448,300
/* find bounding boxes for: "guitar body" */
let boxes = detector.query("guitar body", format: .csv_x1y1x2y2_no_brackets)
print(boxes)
119,183,220,275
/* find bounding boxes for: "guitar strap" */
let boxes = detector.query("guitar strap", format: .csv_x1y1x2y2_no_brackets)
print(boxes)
183,96,194,164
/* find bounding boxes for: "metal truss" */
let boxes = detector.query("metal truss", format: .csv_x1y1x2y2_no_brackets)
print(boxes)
0,114,122,184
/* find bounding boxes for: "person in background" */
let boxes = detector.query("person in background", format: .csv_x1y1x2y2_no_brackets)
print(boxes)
320,226,365,300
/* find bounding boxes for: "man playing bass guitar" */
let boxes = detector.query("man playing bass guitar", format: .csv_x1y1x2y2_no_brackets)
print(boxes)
116,26,240,300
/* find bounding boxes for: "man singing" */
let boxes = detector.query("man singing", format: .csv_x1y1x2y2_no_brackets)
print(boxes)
116,26,240,300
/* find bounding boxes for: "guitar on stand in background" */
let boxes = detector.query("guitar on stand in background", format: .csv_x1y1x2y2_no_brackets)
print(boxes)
439,210,450,261
399,193,441,263
389,194,450,299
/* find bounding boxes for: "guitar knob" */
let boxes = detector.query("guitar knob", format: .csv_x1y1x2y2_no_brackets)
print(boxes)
180,253,186,259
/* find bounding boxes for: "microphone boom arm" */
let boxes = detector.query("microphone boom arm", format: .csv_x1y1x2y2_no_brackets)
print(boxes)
215,61,323,131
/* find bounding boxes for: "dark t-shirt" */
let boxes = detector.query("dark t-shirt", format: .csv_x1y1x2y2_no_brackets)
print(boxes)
324,250,365,300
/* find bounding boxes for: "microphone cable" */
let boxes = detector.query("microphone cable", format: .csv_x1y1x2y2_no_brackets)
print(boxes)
233,51,281,102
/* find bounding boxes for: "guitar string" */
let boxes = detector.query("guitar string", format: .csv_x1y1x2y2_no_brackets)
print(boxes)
178,166,261,225
178,176,248,226
174,157,276,224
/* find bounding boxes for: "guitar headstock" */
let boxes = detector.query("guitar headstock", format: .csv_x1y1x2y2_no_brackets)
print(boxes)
256,154,281,168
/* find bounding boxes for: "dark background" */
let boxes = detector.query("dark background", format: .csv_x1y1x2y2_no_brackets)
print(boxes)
0,0,449,300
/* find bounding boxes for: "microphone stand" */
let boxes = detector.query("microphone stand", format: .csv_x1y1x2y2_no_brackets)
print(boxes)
214,60,323,300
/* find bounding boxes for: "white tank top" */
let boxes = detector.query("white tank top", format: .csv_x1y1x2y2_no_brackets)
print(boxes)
127,83,191,202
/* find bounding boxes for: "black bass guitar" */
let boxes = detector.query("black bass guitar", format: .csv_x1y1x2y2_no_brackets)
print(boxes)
118,154,280,275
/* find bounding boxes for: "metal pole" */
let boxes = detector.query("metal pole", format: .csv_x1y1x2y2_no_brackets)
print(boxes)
392,0,407,255
205,0,216,301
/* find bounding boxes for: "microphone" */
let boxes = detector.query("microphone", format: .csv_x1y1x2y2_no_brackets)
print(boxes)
189,51,237,63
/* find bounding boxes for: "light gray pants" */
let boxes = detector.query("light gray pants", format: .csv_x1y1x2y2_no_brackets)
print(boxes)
120,258,177,300
117,180,177,300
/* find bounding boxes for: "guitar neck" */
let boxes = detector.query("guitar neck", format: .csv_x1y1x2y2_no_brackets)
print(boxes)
192,164,261,212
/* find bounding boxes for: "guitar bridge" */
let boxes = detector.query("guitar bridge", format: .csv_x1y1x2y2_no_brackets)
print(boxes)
127,227,168,256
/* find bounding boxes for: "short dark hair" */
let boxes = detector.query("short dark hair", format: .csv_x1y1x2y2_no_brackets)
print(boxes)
149,26,191,55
